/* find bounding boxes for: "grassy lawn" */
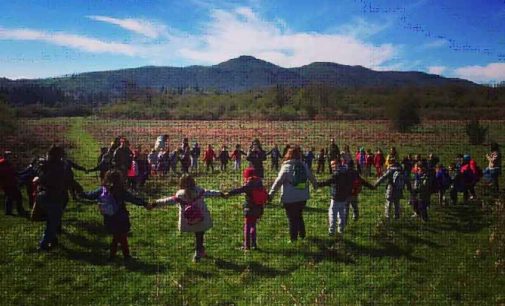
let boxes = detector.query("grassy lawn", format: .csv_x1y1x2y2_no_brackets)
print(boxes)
0,117,503,305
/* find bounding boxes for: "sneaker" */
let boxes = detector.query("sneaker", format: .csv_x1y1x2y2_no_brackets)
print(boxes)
328,232,335,237
192,252,201,263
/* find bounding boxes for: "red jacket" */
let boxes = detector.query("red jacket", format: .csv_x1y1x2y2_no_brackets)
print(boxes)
366,154,374,167
203,149,216,162
374,153,385,168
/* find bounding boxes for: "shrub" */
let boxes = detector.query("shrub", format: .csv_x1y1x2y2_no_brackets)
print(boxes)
386,96,420,132
465,119,488,145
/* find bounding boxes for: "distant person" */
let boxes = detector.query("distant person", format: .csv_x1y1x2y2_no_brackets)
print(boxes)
179,147,192,174
113,138,133,179
157,148,169,176
203,145,216,173
230,144,246,171
304,147,315,170
246,139,267,178
0,151,26,216
152,174,223,262
365,149,374,177
346,161,374,222
218,145,230,172
80,170,149,262
147,149,158,176
434,163,451,206
225,167,268,251
266,144,281,171
269,146,317,243
410,162,432,222
328,139,340,174
154,134,169,152
190,142,201,173
340,145,352,166
316,148,326,174
485,142,501,192
374,148,385,178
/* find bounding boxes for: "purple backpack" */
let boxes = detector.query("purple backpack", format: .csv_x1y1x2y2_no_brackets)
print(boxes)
176,191,205,225
98,186,119,216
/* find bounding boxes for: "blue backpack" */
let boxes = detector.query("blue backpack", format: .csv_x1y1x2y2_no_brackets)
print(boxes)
98,186,119,216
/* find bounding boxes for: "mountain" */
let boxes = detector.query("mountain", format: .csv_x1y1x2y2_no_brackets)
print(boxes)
1,55,476,96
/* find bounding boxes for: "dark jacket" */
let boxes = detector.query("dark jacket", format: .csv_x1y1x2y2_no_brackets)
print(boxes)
318,165,355,202
37,160,72,202
81,188,147,234
246,150,267,178
228,178,265,217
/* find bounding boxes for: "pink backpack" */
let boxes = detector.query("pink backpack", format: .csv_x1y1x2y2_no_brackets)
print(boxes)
175,191,206,225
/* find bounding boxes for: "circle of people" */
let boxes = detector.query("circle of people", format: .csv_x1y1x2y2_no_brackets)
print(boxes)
0,135,501,263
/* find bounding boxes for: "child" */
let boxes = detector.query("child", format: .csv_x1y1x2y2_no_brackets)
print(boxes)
266,145,281,171
147,149,158,176
340,145,352,166
157,148,169,176
374,148,385,178
304,148,315,170
127,155,138,192
318,158,354,238
203,145,216,173
316,148,326,174
357,147,366,176
218,145,230,172
179,147,191,174
168,149,178,175
190,142,201,173
365,149,374,177
347,161,374,222
80,170,149,262
374,157,406,220
435,163,451,206
225,167,268,250
231,144,246,171
152,174,223,262
448,163,464,205
411,162,432,222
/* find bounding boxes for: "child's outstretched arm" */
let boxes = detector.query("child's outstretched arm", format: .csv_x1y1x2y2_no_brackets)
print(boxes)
360,176,375,190
306,166,318,189
317,174,336,188
153,195,178,208
123,191,149,208
79,188,102,201
204,190,223,197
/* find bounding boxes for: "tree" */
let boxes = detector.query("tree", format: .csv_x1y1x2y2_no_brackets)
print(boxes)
465,119,488,145
386,95,420,132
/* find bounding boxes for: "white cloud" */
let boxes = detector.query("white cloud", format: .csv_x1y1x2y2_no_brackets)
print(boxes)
336,17,392,39
422,39,448,49
0,27,139,55
179,8,397,68
453,62,505,83
87,15,167,39
0,8,399,71
427,65,446,75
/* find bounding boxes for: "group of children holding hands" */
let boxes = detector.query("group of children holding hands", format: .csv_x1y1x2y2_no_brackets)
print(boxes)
11,135,499,264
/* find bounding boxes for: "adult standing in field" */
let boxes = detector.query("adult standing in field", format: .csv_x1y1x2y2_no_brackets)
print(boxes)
269,146,318,243
0,151,26,216
155,134,169,152
328,138,340,174
485,142,501,193
247,139,267,178
113,138,133,179
35,145,72,251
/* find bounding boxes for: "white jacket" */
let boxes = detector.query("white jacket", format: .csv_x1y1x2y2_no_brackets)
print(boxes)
269,160,317,204
155,186,221,232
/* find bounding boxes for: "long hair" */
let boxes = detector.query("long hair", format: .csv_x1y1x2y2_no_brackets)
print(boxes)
179,174,197,200
102,170,125,197
283,145,302,162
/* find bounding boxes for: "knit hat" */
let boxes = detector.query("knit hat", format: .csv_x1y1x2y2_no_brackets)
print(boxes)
463,154,471,162
243,167,257,179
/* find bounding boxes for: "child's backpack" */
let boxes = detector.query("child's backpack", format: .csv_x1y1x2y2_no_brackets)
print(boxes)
351,176,362,195
98,186,120,216
247,177,269,206
292,161,308,190
177,191,205,225
392,169,405,191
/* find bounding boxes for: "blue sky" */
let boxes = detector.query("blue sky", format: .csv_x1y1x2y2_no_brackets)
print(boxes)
0,0,503,83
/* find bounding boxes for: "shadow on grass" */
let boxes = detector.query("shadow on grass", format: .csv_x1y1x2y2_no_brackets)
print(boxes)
213,258,296,277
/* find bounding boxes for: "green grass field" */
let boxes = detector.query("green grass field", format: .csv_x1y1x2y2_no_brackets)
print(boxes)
0,118,504,305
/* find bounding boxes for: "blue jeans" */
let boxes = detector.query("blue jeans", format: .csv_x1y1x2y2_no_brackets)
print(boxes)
40,202,64,248
329,200,347,234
